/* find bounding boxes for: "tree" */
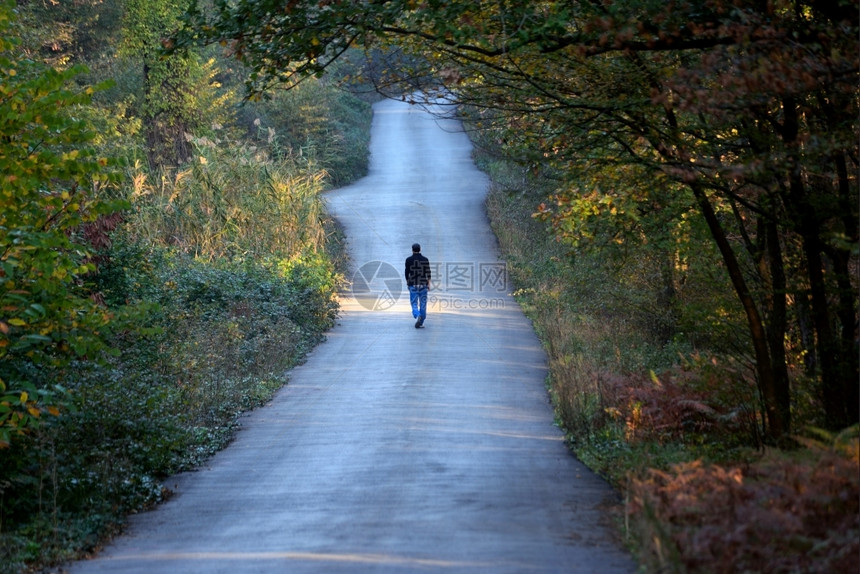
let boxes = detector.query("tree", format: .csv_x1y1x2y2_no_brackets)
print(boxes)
0,0,123,447
121,0,201,171
180,0,859,439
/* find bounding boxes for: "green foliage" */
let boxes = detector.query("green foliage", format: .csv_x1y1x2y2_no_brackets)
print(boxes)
0,1,370,571
0,2,125,447
275,250,340,334
140,251,338,384
121,0,230,170
120,0,186,57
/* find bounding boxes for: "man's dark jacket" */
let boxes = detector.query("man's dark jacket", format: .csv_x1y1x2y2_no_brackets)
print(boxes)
405,252,431,287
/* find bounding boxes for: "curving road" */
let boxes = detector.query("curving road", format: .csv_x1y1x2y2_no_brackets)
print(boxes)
65,99,636,573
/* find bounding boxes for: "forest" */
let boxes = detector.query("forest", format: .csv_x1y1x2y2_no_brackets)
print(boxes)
1,0,858,572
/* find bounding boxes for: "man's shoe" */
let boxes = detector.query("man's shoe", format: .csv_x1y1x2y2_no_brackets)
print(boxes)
415,318,424,328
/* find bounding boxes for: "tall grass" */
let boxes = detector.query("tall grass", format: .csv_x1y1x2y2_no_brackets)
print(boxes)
126,132,329,262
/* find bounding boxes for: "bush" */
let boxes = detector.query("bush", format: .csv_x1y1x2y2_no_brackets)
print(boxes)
0,7,127,448
0,245,341,571
628,438,859,574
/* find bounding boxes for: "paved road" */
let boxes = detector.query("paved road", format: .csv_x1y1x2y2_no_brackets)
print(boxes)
65,99,636,573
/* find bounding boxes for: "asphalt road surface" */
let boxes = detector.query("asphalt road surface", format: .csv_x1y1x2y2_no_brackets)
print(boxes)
65,98,637,573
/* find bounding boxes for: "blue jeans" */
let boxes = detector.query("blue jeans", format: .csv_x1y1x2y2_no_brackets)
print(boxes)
409,285,428,321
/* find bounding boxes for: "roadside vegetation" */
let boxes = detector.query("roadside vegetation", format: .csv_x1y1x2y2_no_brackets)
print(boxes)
183,0,854,568
476,139,858,572
0,2,370,572
2,0,857,573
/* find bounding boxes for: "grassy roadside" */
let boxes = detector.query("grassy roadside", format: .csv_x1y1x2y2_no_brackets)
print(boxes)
0,84,370,574
476,146,859,573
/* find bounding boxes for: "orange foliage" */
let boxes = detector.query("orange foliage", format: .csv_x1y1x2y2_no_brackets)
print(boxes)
82,211,124,252
603,362,759,445
629,454,860,573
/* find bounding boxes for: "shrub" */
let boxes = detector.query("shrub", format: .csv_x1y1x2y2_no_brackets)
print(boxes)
0,3,127,448
0,245,341,571
628,440,859,574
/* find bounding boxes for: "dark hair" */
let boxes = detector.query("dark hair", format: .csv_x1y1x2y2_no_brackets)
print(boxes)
412,243,421,252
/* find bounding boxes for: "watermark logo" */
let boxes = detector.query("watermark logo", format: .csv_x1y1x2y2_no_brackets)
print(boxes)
352,261,401,311
424,262,508,292
350,260,509,310
480,263,507,293
430,294,506,311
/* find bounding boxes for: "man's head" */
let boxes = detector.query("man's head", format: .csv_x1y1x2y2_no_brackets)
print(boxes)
412,243,421,253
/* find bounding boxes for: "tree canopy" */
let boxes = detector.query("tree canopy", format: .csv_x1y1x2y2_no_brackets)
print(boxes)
180,0,859,440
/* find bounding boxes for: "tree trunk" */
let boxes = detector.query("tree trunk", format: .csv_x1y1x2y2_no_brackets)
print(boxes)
655,249,677,345
782,98,858,430
764,216,791,434
690,183,788,441
143,59,191,172
796,293,817,377
831,151,860,427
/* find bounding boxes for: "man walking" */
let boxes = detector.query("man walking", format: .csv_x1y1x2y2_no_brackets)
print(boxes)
405,243,431,328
